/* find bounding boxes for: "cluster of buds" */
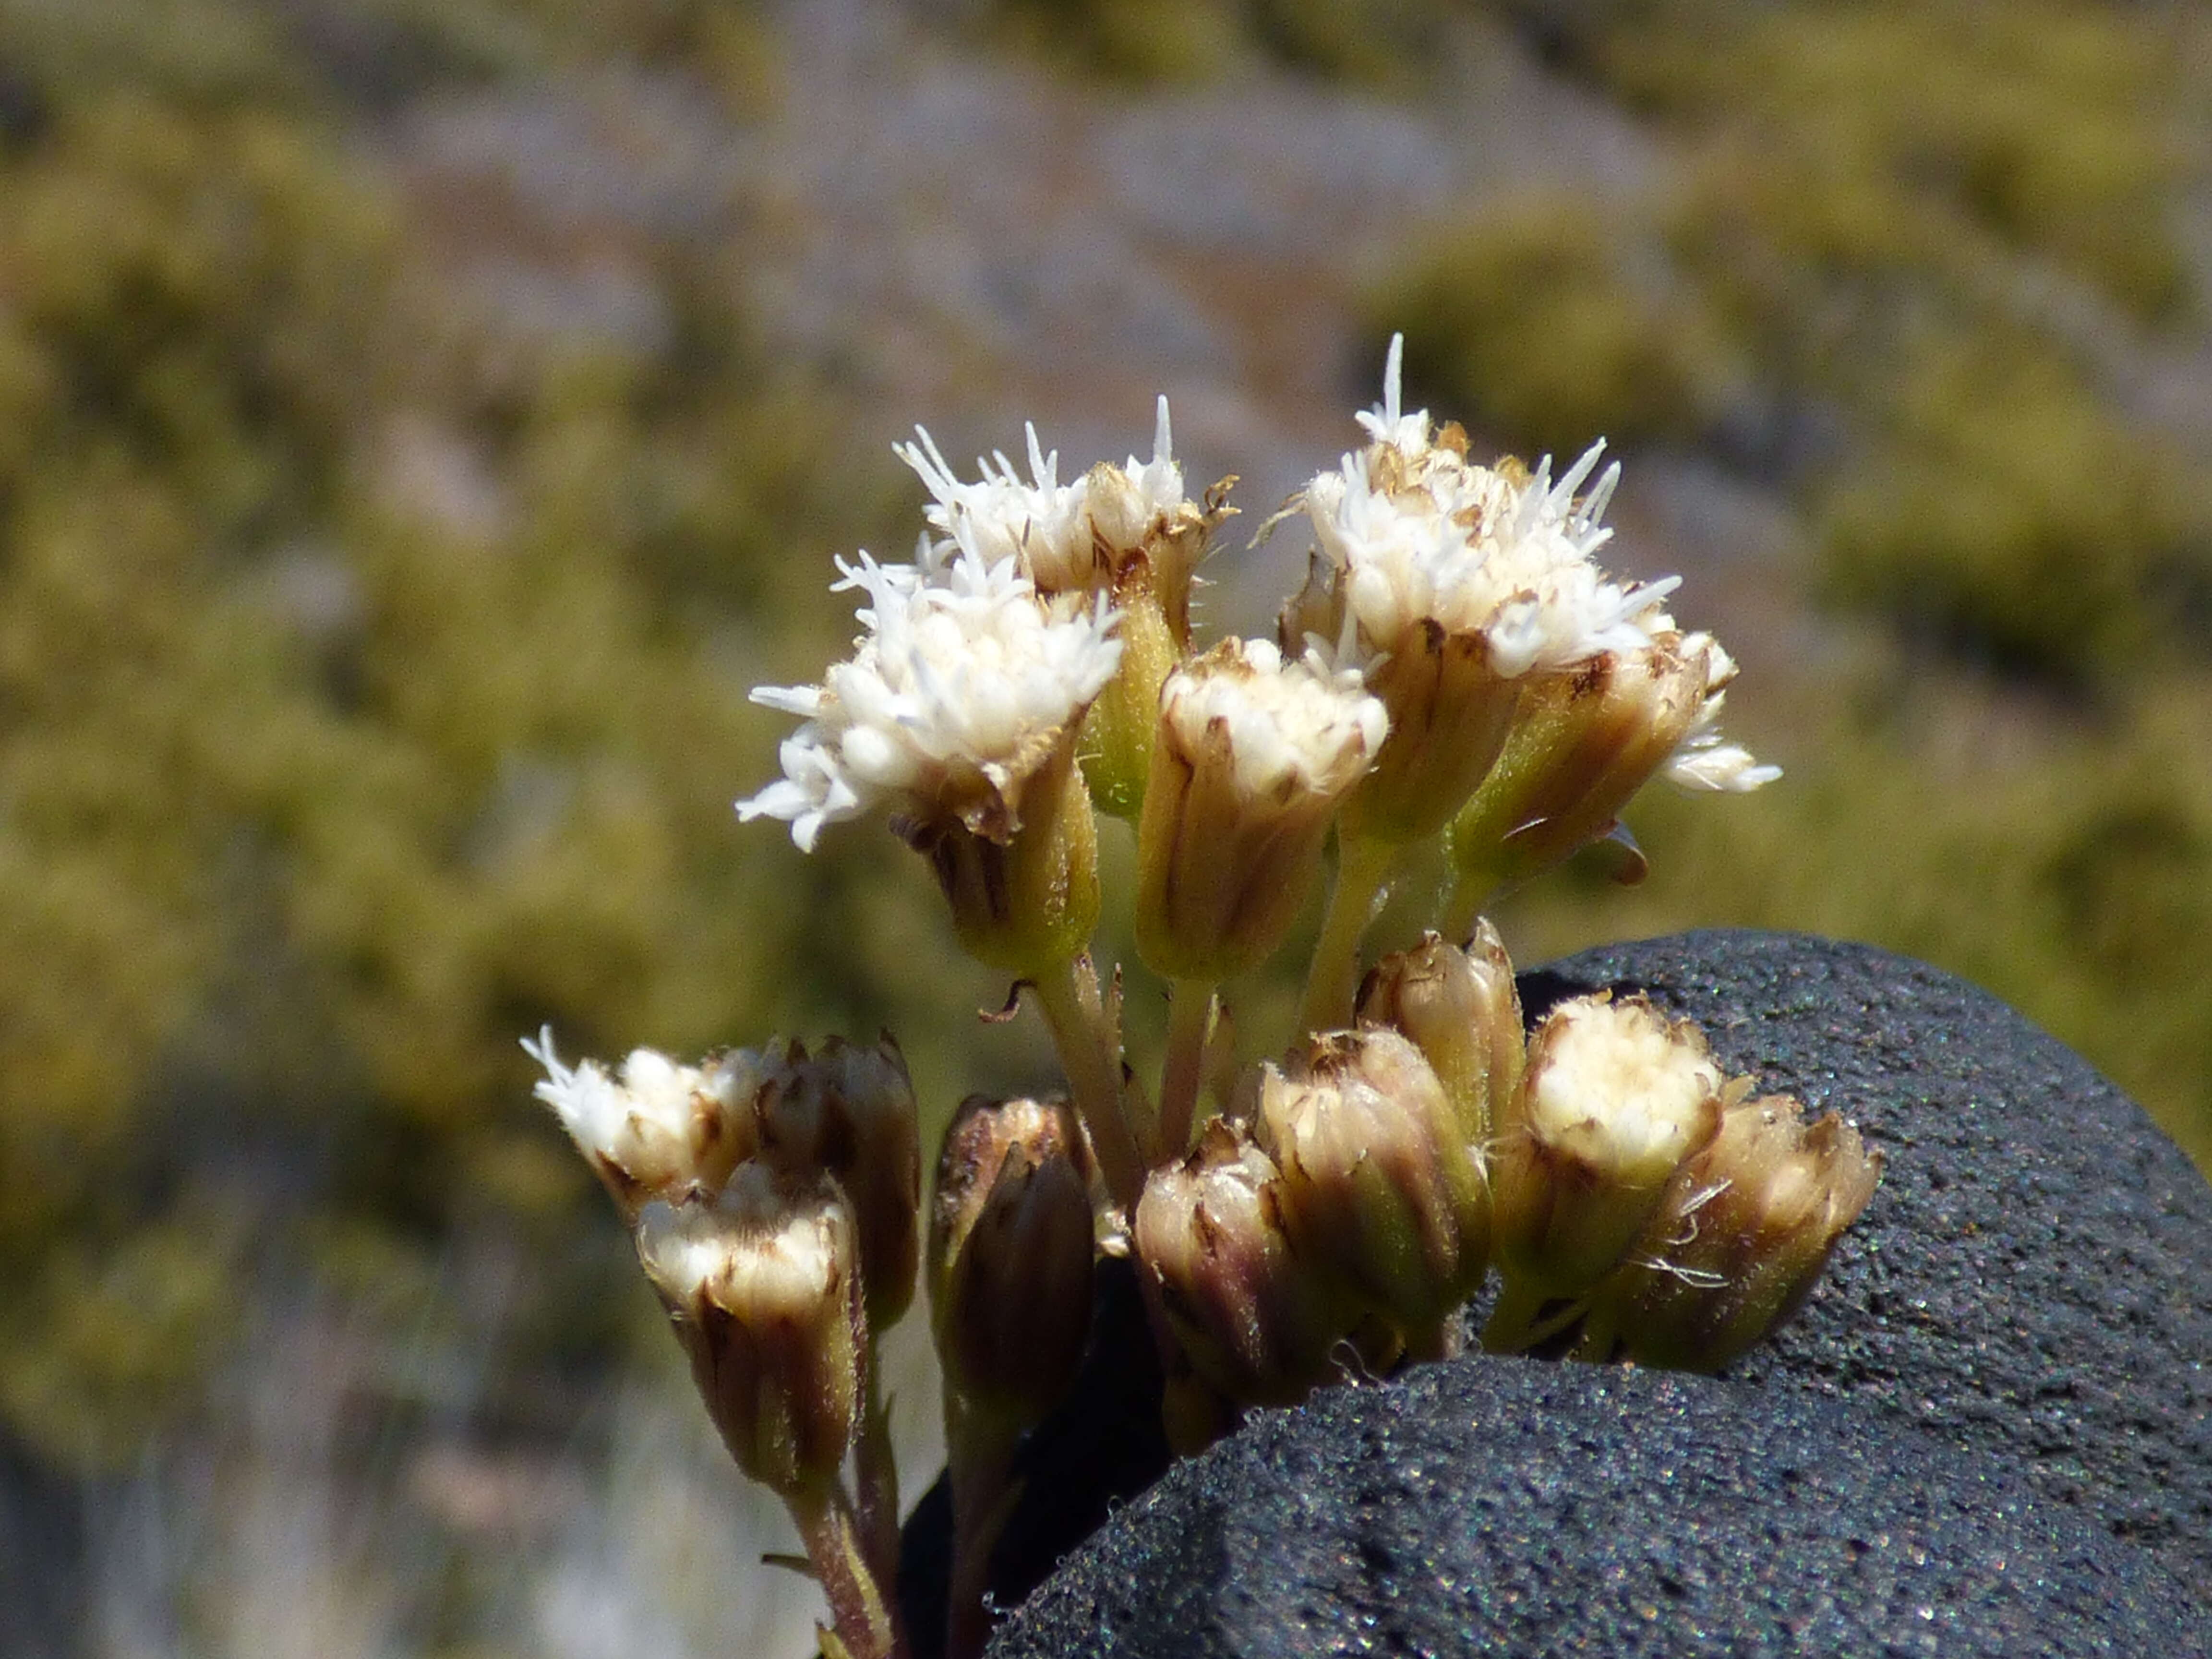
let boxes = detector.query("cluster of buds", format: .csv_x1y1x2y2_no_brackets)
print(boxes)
532,340,1880,1659
526,1031,921,1658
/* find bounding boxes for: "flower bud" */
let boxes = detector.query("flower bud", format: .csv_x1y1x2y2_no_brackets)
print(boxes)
1446,629,1717,903
1133,637,1386,982
1594,1093,1882,1370
753,1035,923,1329
900,726,1101,977
636,1166,864,1497
1491,993,1728,1302
524,1029,761,1219
1253,1029,1490,1331
1357,922,1524,1144
927,1095,1097,1426
1134,1120,1339,1407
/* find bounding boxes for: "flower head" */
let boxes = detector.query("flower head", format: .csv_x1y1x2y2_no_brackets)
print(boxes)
896,397,1206,604
740,538,1124,850
1134,637,1386,981
1297,337,1674,680
524,1028,761,1218
1490,992,1731,1302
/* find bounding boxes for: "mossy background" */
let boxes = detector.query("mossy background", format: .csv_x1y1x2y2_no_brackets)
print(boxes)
4,0,2209,1652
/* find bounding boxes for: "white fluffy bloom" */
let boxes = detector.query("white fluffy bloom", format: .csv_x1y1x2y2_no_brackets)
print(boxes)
523,1028,762,1207
1301,337,1674,679
896,398,1189,593
1524,995,1725,1188
1158,637,1387,803
740,537,1124,850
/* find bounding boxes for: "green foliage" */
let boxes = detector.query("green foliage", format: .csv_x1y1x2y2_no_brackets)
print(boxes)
0,79,923,1461
1600,0,2194,325
1820,334,2209,684
1374,196,1735,457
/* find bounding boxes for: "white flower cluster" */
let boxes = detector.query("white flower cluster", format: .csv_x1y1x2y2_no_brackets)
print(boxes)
740,539,1125,850
1298,337,1677,678
896,397,1189,594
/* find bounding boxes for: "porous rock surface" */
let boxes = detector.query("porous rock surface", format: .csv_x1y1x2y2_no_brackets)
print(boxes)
905,930,2212,1653
1521,930,2212,1581
989,1353,2210,1658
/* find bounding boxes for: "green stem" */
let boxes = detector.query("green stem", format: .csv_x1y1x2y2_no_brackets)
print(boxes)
1032,956,1145,1213
1480,1277,1588,1356
1299,833,1396,1036
1441,863,1503,944
1155,979,1215,1162
786,1480,905,1659
854,1358,901,1595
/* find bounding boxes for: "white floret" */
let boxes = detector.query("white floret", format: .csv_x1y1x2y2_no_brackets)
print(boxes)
896,399,1189,593
1160,638,1387,801
739,537,1124,850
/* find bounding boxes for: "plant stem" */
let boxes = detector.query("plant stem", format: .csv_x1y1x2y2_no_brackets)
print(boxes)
786,1480,906,1659
854,1357,901,1595
943,1397,1024,1659
1440,864,1502,944
1299,832,1396,1036
1155,978,1215,1162
1031,955,1145,1213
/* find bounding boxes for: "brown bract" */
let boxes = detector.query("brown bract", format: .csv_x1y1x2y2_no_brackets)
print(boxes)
928,1094,1096,1425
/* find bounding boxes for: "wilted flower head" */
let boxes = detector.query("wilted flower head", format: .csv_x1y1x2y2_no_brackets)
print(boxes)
1252,1028,1489,1332
1133,637,1386,981
1358,922,1523,1143
739,538,1124,851
928,1094,1096,1425
1134,1120,1340,1407
524,1028,761,1218
637,1165,865,1496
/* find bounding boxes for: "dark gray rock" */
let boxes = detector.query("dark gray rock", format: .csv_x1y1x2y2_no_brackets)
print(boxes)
991,1352,2210,1658
1521,930,2212,1584
903,930,2212,1652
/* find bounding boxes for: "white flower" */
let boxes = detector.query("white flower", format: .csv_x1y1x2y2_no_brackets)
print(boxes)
1300,337,1674,679
895,398,1189,594
1662,635,1782,793
740,537,1124,850
1522,995,1725,1189
523,1028,761,1209
1157,637,1387,804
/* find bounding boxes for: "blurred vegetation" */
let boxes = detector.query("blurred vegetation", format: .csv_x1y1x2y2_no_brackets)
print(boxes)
0,1,985,1470
8,0,2212,1491
1376,0,2212,1168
